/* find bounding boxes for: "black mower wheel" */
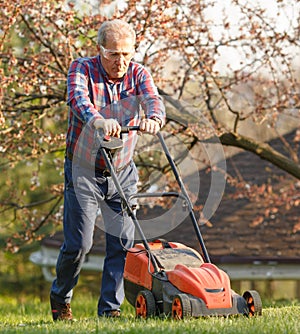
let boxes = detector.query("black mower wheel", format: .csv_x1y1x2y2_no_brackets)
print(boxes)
172,294,192,320
135,290,156,318
243,290,262,317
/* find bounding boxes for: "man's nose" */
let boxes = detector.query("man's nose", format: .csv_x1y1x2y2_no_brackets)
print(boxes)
116,55,125,63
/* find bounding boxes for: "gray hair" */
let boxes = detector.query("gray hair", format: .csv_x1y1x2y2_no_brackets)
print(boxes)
97,19,136,47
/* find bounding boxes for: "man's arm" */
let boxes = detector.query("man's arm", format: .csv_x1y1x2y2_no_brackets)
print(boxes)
136,66,166,134
67,59,103,125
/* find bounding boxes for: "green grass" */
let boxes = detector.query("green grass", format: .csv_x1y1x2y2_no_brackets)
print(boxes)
0,295,299,334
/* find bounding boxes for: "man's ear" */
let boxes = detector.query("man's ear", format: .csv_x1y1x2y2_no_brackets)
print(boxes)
96,45,100,53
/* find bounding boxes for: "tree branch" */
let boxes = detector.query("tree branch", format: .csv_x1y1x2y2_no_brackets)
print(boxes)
220,132,300,179
159,88,300,180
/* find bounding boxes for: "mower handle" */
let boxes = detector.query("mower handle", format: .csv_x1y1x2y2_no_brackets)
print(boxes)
121,126,140,133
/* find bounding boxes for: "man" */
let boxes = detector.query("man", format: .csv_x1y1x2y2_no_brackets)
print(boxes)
50,19,165,320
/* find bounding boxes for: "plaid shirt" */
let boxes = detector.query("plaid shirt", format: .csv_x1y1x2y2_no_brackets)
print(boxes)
66,55,165,170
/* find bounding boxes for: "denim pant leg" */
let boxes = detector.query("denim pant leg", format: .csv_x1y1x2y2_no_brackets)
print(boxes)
50,159,102,304
97,162,137,315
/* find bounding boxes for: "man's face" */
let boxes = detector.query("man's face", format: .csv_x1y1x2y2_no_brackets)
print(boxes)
98,37,135,80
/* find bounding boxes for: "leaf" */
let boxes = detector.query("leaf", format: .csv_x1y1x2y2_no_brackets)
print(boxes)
292,222,300,234
249,216,264,227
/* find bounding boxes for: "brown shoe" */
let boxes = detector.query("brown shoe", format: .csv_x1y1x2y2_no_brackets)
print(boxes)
50,297,73,321
101,310,121,318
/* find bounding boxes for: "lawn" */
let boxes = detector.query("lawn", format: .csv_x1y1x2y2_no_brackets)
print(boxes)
0,252,299,333
0,295,299,334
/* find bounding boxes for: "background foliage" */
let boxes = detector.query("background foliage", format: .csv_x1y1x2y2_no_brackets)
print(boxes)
0,0,299,253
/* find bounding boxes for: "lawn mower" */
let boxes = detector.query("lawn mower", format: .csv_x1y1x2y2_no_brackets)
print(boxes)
97,126,262,319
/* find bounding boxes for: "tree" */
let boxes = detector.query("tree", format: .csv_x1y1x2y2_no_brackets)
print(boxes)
1,0,299,251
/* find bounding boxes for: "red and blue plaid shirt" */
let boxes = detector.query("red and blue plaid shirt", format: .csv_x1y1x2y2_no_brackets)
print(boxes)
66,55,165,170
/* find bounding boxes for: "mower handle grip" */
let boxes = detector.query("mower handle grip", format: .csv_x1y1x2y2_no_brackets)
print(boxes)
121,126,140,133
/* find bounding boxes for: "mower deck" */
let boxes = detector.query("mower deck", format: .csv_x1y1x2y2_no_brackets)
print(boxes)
124,240,262,319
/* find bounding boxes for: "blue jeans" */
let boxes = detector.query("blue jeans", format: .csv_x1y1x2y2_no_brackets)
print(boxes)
50,157,137,315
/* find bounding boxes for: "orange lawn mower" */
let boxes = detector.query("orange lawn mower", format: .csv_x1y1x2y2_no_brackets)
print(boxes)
96,126,262,320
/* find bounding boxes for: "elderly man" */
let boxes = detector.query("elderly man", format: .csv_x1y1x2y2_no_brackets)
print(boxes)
50,19,165,320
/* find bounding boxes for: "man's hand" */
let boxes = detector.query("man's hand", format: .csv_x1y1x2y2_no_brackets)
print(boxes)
139,118,161,135
93,118,121,137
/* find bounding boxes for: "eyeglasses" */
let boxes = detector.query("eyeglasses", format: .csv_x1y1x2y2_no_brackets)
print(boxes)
100,45,135,62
